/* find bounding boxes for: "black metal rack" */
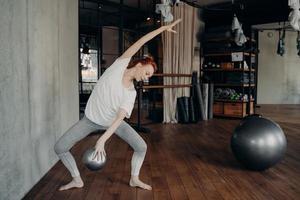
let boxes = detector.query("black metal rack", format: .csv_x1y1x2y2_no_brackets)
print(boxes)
201,29,258,118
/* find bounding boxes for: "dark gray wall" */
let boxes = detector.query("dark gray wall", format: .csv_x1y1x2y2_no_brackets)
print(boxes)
0,0,78,199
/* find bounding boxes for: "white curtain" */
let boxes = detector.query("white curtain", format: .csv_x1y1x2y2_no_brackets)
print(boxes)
162,3,203,123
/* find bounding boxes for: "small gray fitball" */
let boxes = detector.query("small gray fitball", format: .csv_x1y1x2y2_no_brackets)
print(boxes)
82,147,106,171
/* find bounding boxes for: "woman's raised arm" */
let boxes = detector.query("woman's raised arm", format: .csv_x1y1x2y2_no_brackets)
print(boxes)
119,19,182,59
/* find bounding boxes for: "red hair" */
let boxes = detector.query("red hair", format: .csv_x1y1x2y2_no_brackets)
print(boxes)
127,55,157,72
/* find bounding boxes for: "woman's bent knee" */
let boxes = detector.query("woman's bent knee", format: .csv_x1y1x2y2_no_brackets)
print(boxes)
136,142,147,153
54,140,68,155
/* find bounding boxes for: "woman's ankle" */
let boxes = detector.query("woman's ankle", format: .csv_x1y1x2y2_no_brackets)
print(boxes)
73,175,82,182
130,175,139,180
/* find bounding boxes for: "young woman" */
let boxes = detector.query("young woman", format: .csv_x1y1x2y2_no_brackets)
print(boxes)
54,19,181,191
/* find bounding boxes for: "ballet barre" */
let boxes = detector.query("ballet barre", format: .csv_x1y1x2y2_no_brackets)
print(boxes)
142,84,192,89
131,73,196,133
151,73,192,77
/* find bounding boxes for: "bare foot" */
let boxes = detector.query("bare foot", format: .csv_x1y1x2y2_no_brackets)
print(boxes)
58,176,84,191
129,176,152,190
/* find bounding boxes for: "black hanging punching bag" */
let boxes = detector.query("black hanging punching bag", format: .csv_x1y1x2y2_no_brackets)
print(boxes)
297,31,300,57
277,29,285,56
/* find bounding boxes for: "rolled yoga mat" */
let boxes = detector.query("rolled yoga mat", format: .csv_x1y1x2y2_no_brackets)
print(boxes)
190,72,199,123
202,83,209,120
208,83,214,119
189,96,197,123
195,82,206,120
177,97,190,123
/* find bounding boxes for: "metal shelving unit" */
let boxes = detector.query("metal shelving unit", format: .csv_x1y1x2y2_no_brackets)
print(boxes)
201,28,258,118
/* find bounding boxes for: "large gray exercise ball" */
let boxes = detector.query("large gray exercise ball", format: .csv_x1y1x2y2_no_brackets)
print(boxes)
231,117,287,171
82,147,106,171
241,114,262,123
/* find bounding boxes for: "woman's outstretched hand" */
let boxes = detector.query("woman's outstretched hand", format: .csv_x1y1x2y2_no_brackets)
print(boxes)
165,18,182,33
94,138,106,162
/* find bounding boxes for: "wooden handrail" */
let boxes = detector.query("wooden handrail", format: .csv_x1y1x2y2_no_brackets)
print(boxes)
152,73,192,77
142,84,192,89
132,72,197,133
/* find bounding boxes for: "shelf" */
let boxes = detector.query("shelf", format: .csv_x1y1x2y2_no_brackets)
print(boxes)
202,68,255,72
214,99,255,103
204,52,255,57
214,83,255,87
202,36,257,119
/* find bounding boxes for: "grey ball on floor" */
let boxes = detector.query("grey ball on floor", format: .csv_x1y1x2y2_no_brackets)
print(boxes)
231,116,287,171
82,147,106,171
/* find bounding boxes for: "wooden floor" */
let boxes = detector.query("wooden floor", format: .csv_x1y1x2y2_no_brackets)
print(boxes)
23,105,300,200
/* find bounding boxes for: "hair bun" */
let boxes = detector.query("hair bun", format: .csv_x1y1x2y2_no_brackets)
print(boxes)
143,54,154,61
127,54,157,72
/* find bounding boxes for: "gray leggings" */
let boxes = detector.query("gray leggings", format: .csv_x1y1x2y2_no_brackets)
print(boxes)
54,115,147,177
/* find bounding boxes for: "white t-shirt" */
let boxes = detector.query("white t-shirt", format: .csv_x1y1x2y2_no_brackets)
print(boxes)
85,57,136,127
